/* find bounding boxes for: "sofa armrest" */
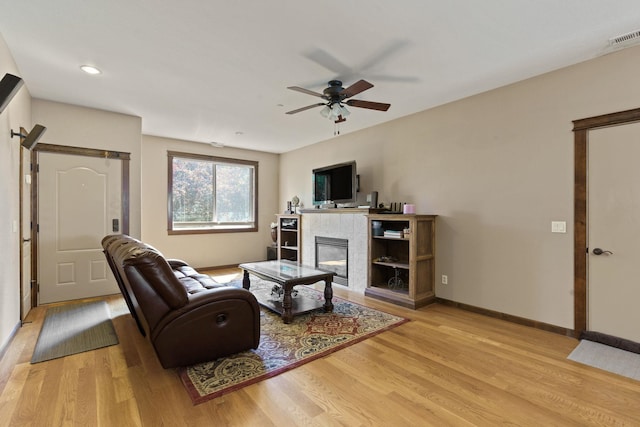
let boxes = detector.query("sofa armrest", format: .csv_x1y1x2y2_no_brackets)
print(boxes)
150,287,261,368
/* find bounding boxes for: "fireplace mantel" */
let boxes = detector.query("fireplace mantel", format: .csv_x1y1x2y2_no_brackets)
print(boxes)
301,210,369,293
300,208,383,214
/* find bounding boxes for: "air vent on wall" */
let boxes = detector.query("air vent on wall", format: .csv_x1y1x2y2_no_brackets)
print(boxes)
609,29,640,48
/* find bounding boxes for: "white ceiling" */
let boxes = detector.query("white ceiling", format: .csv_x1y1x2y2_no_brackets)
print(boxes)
2,0,640,153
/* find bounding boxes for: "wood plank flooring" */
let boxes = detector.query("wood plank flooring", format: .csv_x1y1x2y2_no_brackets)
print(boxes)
1,268,639,426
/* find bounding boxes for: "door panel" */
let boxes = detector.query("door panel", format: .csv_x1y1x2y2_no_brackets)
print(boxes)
38,152,121,303
21,147,32,318
588,122,640,342
21,241,31,316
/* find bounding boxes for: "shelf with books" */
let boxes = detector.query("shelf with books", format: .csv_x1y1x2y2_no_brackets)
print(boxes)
366,214,437,309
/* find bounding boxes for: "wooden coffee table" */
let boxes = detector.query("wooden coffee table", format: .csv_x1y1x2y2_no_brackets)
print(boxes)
239,260,334,324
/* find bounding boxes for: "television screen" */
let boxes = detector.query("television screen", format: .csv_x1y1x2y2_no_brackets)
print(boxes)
312,161,357,205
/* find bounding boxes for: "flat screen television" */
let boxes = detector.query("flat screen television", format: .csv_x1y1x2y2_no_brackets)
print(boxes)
312,161,357,205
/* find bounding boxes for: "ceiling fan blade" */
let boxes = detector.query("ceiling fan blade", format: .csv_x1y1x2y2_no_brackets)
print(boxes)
303,48,352,76
358,40,410,73
341,79,374,98
287,86,324,98
346,99,391,111
285,103,325,115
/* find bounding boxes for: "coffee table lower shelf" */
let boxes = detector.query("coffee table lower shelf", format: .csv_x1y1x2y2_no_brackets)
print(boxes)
258,295,327,318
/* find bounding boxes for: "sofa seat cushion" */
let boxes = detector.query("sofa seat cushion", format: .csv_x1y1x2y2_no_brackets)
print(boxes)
173,265,230,294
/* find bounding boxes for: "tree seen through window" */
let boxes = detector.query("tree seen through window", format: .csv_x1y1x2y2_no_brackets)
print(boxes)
168,152,257,233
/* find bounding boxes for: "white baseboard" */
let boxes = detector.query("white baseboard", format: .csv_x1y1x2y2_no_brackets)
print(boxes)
0,320,22,361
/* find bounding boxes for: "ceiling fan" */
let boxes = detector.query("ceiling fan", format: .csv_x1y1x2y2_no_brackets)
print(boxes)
286,79,390,123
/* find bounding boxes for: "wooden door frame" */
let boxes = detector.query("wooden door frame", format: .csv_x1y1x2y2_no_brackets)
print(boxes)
31,143,130,308
573,107,640,336
18,127,29,321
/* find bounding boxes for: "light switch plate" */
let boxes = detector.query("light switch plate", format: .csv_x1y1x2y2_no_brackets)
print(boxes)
551,221,566,233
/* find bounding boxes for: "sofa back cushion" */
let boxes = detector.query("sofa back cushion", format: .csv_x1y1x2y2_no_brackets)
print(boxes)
123,249,189,308
106,236,189,333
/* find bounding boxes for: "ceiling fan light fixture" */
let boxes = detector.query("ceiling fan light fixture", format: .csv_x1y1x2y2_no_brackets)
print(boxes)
329,103,349,119
329,103,342,119
288,79,389,123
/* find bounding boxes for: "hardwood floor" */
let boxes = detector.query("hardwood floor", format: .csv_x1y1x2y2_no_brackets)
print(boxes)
1,268,639,426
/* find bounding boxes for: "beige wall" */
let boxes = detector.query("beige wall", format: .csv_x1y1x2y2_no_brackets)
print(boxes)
281,45,640,330
2,33,638,349
141,135,280,268
0,35,31,351
31,100,143,238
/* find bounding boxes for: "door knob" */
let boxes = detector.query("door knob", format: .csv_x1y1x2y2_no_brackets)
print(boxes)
592,248,613,255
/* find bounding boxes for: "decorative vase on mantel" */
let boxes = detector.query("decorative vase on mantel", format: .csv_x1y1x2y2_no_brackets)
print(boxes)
291,195,300,213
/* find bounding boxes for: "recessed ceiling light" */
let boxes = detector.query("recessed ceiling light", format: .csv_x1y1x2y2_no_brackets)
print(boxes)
80,65,101,75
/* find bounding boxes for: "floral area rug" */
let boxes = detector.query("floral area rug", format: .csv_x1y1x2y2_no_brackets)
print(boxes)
178,278,408,404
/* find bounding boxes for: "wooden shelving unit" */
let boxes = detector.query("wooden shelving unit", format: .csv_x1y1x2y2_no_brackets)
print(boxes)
276,214,300,262
366,214,436,309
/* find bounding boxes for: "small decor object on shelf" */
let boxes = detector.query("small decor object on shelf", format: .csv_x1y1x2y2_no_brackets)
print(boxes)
372,220,384,236
387,268,406,290
281,218,297,229
291,195,302,213
403,204,416,214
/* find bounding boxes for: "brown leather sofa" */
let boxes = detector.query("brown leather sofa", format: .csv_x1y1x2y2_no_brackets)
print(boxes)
102,234,260,368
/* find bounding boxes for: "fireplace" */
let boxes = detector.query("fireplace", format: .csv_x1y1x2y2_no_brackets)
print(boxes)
315,236,348,286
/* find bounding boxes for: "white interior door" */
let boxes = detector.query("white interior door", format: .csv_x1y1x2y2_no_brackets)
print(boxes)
38,152,121,304
21,147,32,319
588,122,640,343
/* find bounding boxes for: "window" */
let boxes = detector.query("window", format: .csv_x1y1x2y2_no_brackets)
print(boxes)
168,151,258,234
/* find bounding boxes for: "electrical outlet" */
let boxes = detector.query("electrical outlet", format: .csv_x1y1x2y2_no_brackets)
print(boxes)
441,274,448,285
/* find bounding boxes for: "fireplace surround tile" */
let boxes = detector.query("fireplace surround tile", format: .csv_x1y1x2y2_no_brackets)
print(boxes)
302,211,369,294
